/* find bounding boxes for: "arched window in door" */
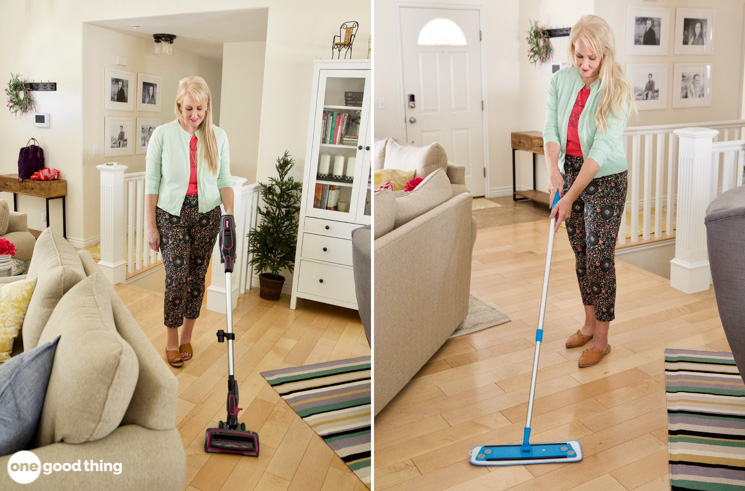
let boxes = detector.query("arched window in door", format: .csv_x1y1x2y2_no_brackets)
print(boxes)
417,18,468,46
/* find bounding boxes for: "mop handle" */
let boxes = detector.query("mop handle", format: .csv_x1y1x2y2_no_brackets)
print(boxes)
522,192,560,452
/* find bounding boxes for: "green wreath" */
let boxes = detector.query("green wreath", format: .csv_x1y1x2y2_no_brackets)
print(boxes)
526,20,553,66
5,73,35,116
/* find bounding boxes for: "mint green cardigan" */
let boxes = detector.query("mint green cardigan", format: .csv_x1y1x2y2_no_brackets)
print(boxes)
145,119,232,215
543,66,630,178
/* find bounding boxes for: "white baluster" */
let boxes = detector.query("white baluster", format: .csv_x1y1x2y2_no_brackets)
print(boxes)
97,164,128,283
127,182,135,273
619,136,627,245
738,150,745,187
670,128,718,294
722,151,735,193
643,134,652,240
136,179,144,272
631,135,640,242
655,133,664,238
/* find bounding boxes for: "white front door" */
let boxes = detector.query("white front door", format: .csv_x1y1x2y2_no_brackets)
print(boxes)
400,7,485,196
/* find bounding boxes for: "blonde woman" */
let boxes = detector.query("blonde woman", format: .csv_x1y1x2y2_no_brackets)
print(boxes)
543,15,635,368
145,76,234,368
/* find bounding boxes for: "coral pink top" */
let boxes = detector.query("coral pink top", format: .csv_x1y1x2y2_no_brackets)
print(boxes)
187,134,198,195
566,87,590,158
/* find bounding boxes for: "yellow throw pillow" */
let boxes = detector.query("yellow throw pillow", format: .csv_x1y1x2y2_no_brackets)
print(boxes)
373,169,416,191
0,277,38,363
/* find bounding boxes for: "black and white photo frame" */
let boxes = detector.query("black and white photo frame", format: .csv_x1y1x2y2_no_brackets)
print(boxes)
104,117,134,157
673,63,711,108
626,64,668,111
675,8,714,55
626,6,670,56
104,68,134,111
137,73,162,112
136,118,160,155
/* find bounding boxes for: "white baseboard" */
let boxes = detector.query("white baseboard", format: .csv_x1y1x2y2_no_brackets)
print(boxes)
66,235,100,249
616,238,675,256
488,186,521,198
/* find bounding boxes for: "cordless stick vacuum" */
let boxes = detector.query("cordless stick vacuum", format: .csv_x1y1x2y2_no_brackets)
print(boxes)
469,193,583,466
204,215,260,457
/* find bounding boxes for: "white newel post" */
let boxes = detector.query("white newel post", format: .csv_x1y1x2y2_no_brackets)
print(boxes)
97,164,128,284
207,176,248,313
670,128,718,293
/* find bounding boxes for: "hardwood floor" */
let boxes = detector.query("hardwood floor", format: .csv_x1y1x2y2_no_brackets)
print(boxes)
374,196,729,490
114,285,370,491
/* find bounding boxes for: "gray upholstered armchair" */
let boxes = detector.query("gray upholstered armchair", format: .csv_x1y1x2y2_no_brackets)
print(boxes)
352,226,370,346
0,200,36,261
705,185,745,382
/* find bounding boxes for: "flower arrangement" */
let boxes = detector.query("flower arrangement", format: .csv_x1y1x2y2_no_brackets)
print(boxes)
404,176,423,192
0,238,17,257
526,20,553,66
5,73,35,116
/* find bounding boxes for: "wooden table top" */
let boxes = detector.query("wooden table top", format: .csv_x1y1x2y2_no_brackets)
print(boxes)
0,174,66,198
511,131,545,154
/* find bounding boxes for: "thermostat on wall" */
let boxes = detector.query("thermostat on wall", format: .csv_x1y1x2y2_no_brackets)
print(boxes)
33,113,49,127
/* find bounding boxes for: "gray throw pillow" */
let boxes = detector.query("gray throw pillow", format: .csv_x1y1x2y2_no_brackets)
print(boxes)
0,335,60,456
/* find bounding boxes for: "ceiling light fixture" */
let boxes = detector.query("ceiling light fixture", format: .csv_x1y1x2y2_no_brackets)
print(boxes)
153,33,176,55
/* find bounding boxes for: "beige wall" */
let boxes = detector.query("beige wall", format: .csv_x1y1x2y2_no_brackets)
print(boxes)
82,24,223,247
0,0,370,245
375,0,745,197
220,42,266,184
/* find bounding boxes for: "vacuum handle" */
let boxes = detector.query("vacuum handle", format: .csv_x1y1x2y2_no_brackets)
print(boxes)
551,191,561,209
219,215,236,273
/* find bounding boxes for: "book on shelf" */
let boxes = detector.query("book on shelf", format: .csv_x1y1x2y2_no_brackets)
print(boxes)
319,184,329,209
320,110,355,145
314,183,323,208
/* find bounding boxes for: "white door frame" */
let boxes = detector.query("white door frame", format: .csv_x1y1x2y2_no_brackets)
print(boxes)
395,2,491,198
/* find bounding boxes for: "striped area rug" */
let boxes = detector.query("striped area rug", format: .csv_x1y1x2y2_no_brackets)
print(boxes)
665,349,745,490
261,356,371,488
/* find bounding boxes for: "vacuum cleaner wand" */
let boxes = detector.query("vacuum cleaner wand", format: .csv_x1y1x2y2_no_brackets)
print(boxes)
205,215,260,457
469,192,583,466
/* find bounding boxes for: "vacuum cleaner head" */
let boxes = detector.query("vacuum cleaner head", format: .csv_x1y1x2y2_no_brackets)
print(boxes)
469,440,582,466
205,424,260,457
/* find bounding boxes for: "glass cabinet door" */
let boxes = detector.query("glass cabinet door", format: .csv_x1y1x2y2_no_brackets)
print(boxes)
357,124,372,224
306,70,371,221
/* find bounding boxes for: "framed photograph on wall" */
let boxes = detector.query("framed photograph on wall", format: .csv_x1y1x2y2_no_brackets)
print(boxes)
104,68,134,111
674,8,714,55
137,73,162,112
673,63,711,108
104,117,133,156
626,6,670,56
136,118,160,155
626,64,668,111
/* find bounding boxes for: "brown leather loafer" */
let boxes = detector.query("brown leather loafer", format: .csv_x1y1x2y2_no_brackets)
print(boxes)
566,330,593,348
578,345,611,368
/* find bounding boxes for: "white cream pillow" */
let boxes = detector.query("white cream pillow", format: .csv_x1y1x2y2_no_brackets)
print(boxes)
394,168,453,228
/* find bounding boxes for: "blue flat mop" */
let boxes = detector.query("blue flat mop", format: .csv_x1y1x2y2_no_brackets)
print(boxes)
469,193,583,466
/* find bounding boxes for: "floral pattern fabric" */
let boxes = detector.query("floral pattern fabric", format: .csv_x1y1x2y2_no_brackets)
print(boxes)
563,155,627,322
156,195,221,328
0,277,38,363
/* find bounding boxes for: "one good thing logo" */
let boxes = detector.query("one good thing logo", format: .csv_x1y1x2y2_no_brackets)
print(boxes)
7,451,123,484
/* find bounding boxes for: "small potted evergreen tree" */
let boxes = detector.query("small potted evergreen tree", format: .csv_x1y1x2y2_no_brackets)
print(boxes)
247,151,303,300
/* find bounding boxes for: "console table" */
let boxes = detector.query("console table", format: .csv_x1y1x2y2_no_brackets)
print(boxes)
511,131,549,205
0,175,67,238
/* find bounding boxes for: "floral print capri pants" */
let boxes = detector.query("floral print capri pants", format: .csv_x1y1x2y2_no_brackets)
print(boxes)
563,155,627,322
156,195,221,328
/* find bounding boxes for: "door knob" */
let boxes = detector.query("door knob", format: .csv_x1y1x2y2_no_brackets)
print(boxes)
409,117,417,124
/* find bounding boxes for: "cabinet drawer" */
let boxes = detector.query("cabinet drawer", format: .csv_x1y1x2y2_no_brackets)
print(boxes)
304,217,359,239
296,260,356,304
301,233,353,266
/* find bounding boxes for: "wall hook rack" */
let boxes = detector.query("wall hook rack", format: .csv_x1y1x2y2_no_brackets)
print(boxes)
28,81,57,91
544,28,571,38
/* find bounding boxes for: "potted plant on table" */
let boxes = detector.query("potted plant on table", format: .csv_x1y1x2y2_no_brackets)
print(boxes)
247,151,303,300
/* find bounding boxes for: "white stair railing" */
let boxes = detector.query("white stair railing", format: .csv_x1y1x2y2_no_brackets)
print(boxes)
670,128,745,294
124,171,163,275
620,120,745,245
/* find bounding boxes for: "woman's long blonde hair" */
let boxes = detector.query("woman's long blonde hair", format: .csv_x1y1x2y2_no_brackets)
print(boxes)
174,76,219,174
568,15,636,133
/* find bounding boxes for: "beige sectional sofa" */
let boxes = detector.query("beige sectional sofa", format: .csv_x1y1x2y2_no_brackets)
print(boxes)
0,228,184,490
374,141,477,415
